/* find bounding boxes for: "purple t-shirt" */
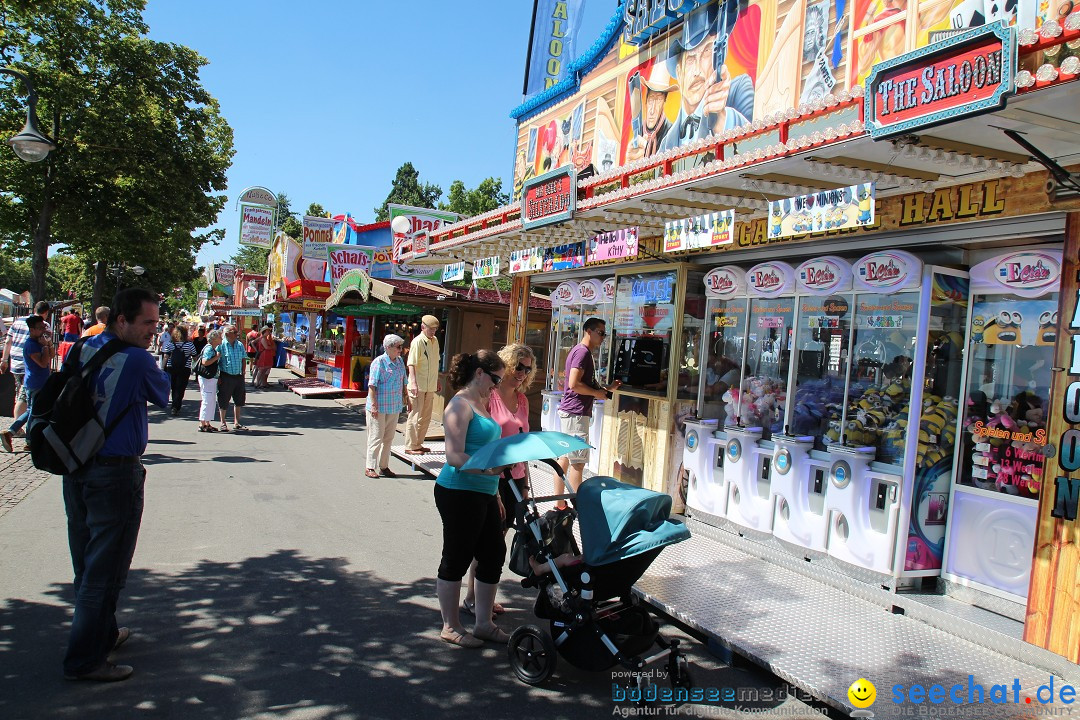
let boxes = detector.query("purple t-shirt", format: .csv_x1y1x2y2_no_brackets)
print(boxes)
559,343,597,417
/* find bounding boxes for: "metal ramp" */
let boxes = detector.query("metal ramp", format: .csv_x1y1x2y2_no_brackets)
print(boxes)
636,518,1078,718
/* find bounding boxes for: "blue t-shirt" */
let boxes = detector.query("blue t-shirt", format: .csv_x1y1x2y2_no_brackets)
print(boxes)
436,407,502,495
22,337,50,390
71,332,171,458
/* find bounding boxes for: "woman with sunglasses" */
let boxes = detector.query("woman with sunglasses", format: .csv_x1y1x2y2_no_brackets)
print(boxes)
434,350,510,648
462,343,536,621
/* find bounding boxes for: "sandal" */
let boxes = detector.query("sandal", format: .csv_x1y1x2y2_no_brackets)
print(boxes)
461,599,498,621
380,468,397,478
472,625,510,644
206,425,218,433
440,628,483,649
198,426,207,433
364,469,379,479
233,424,249,431
219,423,230,432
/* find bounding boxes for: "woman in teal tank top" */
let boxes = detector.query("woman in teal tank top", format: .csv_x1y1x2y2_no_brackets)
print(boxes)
434,350,510,648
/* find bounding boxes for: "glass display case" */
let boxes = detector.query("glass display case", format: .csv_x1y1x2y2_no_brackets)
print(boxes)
612,269,678,397
676,271,707,400
738,296,795,439
790,295,852,449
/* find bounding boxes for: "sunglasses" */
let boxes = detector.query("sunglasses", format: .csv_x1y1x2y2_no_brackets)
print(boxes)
515,363,533,374
485,370,503,386
592,330,608,337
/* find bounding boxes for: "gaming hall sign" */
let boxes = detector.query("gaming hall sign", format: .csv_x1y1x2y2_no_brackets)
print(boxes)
865,21,1015,140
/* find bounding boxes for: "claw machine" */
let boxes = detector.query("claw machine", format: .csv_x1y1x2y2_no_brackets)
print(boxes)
541,281,580,432
724,261,797,535
823,251,969,583
685,266,747,521
771,257,854,554
943,248,1062,602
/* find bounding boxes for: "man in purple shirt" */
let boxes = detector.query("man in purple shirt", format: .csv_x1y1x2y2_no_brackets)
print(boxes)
62,288,170,683
556,318,621,500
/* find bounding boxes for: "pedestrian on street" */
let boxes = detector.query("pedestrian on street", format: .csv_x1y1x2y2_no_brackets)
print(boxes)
404,314,442,455
364,334,409,479
252,326,275,388
1,301,52,432
433,350,509,649
61,288,170,682
81,306,110,338
1,315,53,452
162,326,196,416
462,343,536,618
197,329,222,433
61,307,83,342
556,318,621,503
217,325,249,432
246,326,260,383
155,321,174,370
191,324,208,359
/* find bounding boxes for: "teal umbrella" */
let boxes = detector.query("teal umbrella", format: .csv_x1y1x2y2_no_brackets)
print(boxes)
461,431,592,472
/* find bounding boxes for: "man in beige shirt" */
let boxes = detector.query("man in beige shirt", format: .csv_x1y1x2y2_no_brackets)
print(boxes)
404,314,441,454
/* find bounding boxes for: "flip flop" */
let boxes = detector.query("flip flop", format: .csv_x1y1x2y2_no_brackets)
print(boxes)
440,628,483,648
233,425,249,431
219,424,230,432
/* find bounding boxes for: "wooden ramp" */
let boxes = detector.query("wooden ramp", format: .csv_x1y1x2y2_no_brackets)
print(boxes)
278,377,345,398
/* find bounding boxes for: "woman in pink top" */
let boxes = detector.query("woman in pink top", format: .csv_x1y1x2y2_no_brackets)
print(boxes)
461,342,536,619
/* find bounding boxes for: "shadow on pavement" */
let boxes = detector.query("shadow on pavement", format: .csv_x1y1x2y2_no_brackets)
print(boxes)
140,454,272,466
0,550,627,720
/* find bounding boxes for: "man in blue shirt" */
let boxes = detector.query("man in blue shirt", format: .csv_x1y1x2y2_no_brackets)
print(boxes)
62,288,170,682
216,324,249,431
1,315,53,451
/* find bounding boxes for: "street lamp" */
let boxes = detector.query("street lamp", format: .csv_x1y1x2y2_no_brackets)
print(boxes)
0,67,57,163
107,263,145,290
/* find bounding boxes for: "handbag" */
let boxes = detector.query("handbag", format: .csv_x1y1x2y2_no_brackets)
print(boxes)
194,354,218,379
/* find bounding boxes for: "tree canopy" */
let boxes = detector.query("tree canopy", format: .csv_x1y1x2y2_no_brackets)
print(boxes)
0,0,234,302
374,162,442,220
439,177,509,217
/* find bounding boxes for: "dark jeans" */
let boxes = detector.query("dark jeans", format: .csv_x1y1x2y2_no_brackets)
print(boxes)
434,483,505,584
62,461,145,676
169,366,189,412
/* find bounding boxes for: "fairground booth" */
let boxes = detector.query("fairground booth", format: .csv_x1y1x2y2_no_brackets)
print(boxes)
398,0,1080,693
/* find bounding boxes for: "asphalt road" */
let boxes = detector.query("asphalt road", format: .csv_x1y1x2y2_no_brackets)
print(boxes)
0,370,835,720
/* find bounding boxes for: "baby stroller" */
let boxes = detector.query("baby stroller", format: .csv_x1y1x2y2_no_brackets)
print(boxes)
504,458,693,687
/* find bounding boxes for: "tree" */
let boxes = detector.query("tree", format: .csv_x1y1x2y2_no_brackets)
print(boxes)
275,192,301,238
306,203,327,218
161,272,207,318
374,162,442,221
230,245,270,277
0,0,234,302
440,177,509,217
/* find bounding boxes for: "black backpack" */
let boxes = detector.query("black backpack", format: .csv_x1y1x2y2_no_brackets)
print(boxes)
27,337,135,475
169,342,186,370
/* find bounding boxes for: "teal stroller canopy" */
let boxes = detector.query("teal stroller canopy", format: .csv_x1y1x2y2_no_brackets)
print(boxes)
576,477,690,567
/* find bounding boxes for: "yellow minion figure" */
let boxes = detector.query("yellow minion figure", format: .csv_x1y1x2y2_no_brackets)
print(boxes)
1036,310,1058,346
769,202,784,238
983,310,1023,344
971,315,986,343
856,183,874,224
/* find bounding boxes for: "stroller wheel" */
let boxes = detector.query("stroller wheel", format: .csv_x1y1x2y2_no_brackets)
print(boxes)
508,625,557,685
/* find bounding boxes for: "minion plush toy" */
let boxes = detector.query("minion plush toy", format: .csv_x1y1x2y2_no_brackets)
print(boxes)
971,315,985,344
856,183,873,225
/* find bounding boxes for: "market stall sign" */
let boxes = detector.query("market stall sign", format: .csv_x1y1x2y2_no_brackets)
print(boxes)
623,0,697,45
229,308,262,317
236,186,278,208
474,255,501,279
214,263,239,288
302,215,335,260
239,204,275,249
746,261,796,298
602,277,616,303
587,227,639,264
328,245,375,289
865,21,1015,140
796,256,853,295
510,247,543,274
442,262,465,283
664,210,734,252
333,301,424,317
551,281,579,306
577,279,604,305
521,166,576,230
970,249,1063,299
853,250,923,292
326,268,371,308
703,266,745,300
769,183,876,240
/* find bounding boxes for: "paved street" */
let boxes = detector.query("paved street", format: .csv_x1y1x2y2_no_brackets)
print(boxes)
0,370,832,720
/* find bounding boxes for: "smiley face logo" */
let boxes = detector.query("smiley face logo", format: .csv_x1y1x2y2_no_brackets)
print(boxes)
848,678,877,708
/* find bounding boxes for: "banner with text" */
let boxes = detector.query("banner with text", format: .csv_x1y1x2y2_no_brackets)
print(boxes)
443,262,465,283
327,245,375,289
664,210,735,252
587,227,639,265
510,247,543,274
474,256,501,280
214,263,239,288
239,204,275,248
768,183,876,240
302,216,335,259
387,204,460,262
524,0,585,98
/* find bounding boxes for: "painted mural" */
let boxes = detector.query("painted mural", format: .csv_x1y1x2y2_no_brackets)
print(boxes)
512,0,1043,194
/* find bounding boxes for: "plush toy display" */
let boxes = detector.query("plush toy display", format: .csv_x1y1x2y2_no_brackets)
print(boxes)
966,390,1045,496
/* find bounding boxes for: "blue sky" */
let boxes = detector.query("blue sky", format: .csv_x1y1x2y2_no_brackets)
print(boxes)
142,0,618,269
